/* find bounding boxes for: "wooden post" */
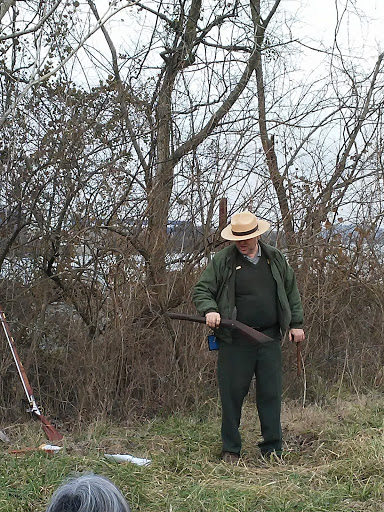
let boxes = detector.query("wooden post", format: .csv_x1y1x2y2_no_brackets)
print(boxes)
218,197,230,249
219,197,227,231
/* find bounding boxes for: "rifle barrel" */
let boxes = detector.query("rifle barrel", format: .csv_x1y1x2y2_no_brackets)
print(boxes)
166,312,273,343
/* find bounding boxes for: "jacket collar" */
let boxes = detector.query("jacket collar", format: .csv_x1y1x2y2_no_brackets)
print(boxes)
258,240,276,260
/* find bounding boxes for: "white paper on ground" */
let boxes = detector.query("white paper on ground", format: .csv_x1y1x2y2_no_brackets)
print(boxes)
39,444,63,453
104,453,152,466
0,430,10,443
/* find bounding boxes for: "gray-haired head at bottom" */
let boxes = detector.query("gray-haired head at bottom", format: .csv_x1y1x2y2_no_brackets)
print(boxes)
45,473,131,512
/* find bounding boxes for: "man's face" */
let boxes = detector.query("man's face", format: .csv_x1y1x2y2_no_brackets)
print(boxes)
235,236,259,257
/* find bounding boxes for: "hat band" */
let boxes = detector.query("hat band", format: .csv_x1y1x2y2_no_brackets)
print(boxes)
232,225,258,236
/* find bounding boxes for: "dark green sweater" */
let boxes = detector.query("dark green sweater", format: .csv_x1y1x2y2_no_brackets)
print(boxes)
234,251,278,330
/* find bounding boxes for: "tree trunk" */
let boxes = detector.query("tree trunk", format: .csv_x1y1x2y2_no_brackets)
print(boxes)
251,0,297,256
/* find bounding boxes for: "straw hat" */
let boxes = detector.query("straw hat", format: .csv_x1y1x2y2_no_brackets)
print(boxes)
221,211,270,241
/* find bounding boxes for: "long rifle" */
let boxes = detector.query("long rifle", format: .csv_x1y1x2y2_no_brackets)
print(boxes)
0,305,63,441
166,312,273,343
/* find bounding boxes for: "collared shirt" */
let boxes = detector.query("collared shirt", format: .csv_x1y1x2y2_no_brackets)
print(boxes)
243,244,261,265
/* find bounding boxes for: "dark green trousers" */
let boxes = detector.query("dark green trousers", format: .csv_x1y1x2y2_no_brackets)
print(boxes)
217,338,282,455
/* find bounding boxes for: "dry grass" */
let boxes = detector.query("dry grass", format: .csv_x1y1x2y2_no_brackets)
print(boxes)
0,392,383,511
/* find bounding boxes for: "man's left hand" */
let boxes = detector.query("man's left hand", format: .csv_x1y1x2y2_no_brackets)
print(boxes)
289,328,305,343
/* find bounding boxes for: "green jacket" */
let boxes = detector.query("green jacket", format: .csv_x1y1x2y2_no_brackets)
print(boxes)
192,241,304,343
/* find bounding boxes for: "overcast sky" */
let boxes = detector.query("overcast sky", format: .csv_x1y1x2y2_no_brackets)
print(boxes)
299,0,383,57
91,0,384,76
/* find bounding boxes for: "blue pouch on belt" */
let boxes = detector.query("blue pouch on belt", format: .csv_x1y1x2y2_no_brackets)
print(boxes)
208,334,219,351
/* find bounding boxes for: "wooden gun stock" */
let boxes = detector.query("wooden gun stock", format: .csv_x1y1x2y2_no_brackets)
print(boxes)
166,312,273,343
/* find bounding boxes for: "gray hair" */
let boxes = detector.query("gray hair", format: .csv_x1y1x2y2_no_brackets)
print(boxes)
46,473,131,512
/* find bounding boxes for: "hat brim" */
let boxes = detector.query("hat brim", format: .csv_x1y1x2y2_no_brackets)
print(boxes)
221,219,270,241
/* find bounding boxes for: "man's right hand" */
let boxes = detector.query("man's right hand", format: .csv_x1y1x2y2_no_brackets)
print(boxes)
206,312,221,329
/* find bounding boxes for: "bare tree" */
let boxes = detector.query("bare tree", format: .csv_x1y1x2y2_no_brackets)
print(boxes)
1,0,384,420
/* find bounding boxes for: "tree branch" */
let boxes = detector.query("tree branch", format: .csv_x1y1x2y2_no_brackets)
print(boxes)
0,0,138,128
86,0,150,175
0,0,62,41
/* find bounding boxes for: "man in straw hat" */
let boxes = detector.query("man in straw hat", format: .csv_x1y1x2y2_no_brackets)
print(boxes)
193,211,305,463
